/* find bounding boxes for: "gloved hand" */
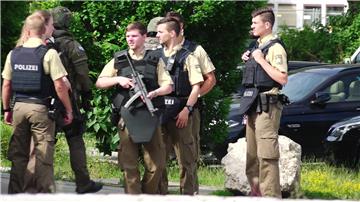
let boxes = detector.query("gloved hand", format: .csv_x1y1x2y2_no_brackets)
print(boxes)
81,91,92,111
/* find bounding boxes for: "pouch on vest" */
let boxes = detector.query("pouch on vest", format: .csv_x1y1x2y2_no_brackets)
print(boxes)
260,93,270,113
121,106,159,143
111,93,126,126
161,96,186,124
238,88,259,115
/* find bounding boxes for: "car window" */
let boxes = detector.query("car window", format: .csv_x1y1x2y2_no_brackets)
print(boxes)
322,73,360,103
281,72,329,102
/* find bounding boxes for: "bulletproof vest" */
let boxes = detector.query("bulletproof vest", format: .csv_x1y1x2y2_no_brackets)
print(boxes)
112,49,163,109
161,40,198,97
242,38,286,90
11,45,55,99
51,30,90,92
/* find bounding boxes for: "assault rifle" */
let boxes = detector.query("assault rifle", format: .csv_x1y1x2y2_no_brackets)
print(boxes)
117,51,158,116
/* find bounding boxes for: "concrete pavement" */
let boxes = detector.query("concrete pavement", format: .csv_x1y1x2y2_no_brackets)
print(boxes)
2,173,358,202
1,172,217,195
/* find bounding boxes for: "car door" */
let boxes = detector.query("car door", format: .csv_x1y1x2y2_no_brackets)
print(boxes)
281,70,360,155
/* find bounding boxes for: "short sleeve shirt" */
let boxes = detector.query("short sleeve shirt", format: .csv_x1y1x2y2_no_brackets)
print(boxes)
194,45,216,75
162,44,203,86
98,49,173,87
181,38,216,75
2,38,67,81
258,34,288,73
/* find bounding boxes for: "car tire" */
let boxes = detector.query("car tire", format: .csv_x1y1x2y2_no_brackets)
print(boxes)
324,142,341,166
353,138,360,168
324,133,360,168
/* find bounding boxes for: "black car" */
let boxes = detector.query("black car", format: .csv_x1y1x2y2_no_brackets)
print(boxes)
288,61,328,71
324,115,360,168
220,64,360,160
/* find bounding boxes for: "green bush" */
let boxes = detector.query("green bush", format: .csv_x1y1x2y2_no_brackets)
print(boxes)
279,3,360,63
1,1,29,68
64,1,264,154
0,123,12,164
5,1,265,154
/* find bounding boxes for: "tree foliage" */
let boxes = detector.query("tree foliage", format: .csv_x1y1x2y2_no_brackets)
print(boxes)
3,1,264,154
279,2,360,63
1,1,29,67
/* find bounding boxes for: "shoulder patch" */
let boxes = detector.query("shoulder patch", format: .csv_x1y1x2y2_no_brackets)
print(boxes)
275,55,283,65
78,45,85,52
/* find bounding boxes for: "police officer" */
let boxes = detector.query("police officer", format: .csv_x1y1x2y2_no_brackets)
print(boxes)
240,8,288,198
164,11,217,194
96,22,173,194
2,13,73,193
145,17,163,51
156,17,203,195
47,6,103,194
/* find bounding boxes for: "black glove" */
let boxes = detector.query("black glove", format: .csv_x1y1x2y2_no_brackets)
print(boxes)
80,91,93,111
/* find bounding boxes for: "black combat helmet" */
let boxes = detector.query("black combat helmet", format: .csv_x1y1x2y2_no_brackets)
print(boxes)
51,6,72,29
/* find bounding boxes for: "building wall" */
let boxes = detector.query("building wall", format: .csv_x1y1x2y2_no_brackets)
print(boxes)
267,0,348,33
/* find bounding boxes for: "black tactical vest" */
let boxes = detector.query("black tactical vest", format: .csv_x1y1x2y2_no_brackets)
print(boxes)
112,49,163,108
161,40,198,97
11,45,55,100
242,39,286,90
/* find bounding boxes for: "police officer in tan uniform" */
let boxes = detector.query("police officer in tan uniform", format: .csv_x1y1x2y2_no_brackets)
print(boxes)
2,13,73,193
165,11,217,194
96,22,173,194
23,8,102,194
240,8,288,198
156,17,203,195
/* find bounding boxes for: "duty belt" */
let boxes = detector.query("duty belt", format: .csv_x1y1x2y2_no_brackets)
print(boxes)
15,96,51,106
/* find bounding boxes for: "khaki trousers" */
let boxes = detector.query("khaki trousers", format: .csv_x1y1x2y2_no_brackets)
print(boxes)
162,117,197,195
245,102,282,198
192,109,201,192
8,102,55,193
118,126,165,194
24,122,91,192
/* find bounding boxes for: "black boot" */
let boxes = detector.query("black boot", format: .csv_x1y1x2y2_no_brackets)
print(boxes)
76,180,103,194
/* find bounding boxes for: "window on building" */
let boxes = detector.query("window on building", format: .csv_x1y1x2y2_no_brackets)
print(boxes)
277,4,297,28
327,6,344,16
304,6,321,26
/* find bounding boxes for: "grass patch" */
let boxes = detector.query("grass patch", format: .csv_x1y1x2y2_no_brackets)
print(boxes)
53,133,120,182
1,123,359,199
301,161,360,199
167,160,225,188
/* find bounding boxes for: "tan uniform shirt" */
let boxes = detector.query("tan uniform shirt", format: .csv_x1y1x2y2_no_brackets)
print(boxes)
98,49,173,87
258,34,288,94
2,38,68,81
181,38,216,75
161,43,203,85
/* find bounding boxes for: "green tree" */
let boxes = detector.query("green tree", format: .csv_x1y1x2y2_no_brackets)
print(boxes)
1,1,29,67
279,2,360,63
3,1,264,154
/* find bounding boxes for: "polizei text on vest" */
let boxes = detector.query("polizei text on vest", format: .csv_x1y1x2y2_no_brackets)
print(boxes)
14,64,39,71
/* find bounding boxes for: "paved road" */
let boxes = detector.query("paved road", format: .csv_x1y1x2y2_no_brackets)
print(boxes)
2,172,358,202
1,172,217,195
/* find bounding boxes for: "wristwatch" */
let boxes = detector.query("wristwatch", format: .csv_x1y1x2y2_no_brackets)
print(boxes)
3,108,11,113
185,105,194,113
